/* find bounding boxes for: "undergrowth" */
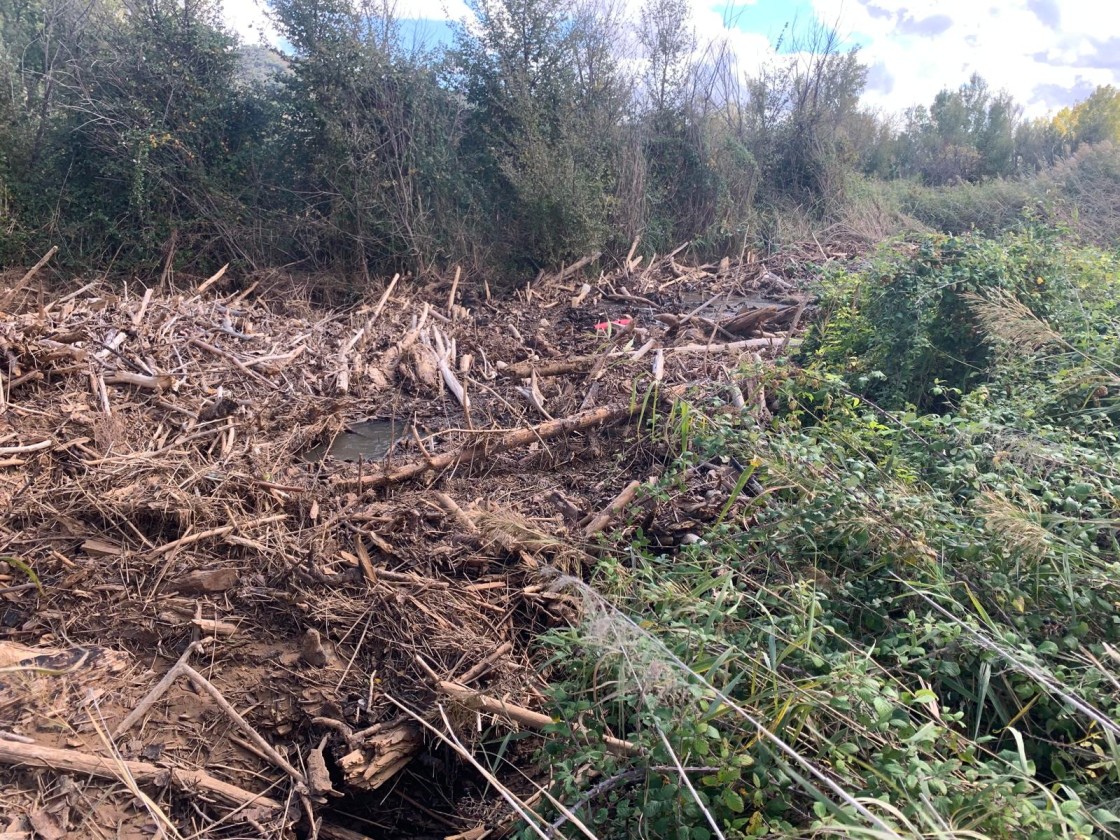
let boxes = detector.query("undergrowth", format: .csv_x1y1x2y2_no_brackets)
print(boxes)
529,229,1120,838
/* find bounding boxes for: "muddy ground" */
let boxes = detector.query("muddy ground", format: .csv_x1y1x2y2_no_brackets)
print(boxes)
0,247,825,839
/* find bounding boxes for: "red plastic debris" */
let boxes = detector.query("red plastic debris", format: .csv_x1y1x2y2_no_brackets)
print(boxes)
594,317,632,331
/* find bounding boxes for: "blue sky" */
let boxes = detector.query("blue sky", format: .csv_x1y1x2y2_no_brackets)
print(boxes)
224,0,1120,118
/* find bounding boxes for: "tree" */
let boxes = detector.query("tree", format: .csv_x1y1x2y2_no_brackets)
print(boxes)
452,0,623,269
896,74,1020,184
57,0,253,266
1054,85,1120,148
745,24,866,208
268,0,465,274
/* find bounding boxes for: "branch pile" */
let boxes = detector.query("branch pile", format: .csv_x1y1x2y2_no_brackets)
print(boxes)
0,249,809,838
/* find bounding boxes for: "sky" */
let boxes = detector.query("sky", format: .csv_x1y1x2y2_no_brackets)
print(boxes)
223,0,1120,119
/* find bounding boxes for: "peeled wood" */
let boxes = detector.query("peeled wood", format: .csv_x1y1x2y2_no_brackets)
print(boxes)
435,679,639,757
104,371,173,391
670,337,802,355
583,480,642,537
0,739,283,813
338,722,422,790
336,403,635,490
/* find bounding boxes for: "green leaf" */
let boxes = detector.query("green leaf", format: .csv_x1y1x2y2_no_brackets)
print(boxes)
721,789,745,813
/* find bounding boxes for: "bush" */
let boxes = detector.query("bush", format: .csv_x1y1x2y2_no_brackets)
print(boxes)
533,230,1120,838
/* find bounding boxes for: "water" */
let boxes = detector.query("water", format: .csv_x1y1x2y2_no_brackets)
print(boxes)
303,420,399,463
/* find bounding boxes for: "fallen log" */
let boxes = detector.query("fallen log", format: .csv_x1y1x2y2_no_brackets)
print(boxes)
0,740,284,814
335,403,636,490
497,352,630,380
670,337,802,355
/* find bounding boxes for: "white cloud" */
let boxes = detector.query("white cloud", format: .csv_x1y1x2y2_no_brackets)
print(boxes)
812,0,1120,117
220,0,1120,117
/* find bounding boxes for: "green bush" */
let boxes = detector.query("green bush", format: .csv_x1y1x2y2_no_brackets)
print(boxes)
530,231,1120,838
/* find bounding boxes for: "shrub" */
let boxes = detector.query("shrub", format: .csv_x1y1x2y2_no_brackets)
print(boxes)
533,231,1120,838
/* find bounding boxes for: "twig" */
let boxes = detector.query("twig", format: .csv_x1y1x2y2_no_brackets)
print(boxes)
432,677,639,756
583,480,642,537
0,739,284,813
456,641,513,685
1,245,58,308
113,638,213,737
369,273,399,324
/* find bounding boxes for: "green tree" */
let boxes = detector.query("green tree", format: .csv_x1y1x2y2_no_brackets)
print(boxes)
452,0,622,269
54,0,258,267
267,0,466,275
1055,85,1120,148
898,74,1021,184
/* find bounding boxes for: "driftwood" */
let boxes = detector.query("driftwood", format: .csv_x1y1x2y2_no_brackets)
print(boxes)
336,403,636,490
670,337,802,355
583,480,642,537
434,678,639,757
337,722,423,790
0,739,284,813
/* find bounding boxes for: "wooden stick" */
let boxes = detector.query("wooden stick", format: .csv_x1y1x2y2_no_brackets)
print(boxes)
42,280,97,314
583,480,642,537
456,641,513,685
132,287,154,326
1,246,58,308
335,403,636,490
180,664,307,789
625,236,640,268
498,352,632,380
113,639,211,737
0,438,55,457
194,263,229,296
447,265,461,317
148,513,287,558
104,371,173,391
434,680,639,756
555,252,601,282
670,337,802,355
369,273,399,324
188,338,276,388
0,739,284,813
434,492,480,536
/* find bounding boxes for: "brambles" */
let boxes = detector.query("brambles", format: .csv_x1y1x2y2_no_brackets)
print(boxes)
535,229,1120,837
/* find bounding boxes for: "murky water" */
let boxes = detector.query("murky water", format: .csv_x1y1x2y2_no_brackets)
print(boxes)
303,420,399,463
